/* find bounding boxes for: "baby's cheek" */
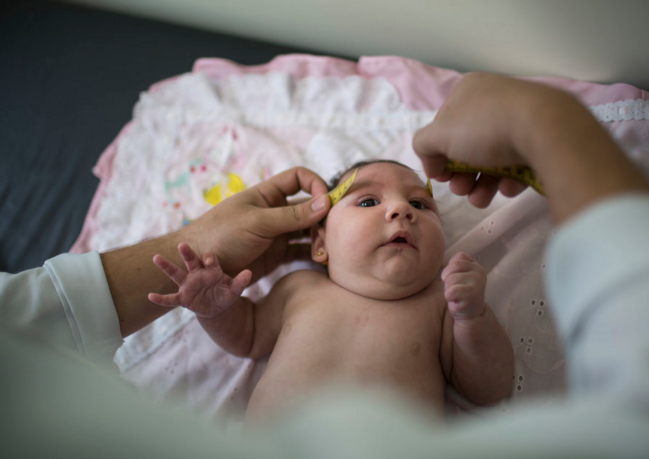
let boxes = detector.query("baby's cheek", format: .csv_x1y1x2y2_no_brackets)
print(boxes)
427,237,446,272
326,235,366,274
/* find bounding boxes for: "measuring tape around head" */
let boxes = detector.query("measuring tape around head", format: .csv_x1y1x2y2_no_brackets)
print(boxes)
328,168,359,205
445,161,545,195
326,161,544,207
328,167,434,206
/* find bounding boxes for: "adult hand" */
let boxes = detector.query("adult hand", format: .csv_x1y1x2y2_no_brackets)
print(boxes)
184,167,331,283
103,166,330,337
413,71,648,223
412,72,568,208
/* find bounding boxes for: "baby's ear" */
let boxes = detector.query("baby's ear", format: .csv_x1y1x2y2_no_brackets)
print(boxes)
310,226,327,263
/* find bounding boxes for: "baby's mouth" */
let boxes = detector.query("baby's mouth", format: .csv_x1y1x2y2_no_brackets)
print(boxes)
382,231,417,249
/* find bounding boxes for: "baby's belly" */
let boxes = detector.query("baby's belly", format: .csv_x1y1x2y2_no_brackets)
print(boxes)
245,304,445,424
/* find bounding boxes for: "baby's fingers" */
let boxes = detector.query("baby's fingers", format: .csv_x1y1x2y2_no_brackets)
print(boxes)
441,253,479,281
147,292,180,308
201,251,225,278
230,269,253,297
178,242,203,272
153,254,186,286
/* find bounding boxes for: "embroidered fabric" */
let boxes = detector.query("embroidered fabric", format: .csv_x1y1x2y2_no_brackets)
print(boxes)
590,99,649,122
70,55,649,429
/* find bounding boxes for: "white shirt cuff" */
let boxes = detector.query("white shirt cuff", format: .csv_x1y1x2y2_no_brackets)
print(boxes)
44,251,123,365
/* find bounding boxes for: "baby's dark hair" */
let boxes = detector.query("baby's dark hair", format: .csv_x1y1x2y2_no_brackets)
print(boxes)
327,159,419,192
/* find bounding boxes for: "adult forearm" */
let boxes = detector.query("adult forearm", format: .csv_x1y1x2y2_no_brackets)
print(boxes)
98,166,330,339
514,90,649,225
100,229,192,338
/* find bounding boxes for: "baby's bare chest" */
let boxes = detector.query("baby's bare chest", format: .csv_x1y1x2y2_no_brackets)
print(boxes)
246,281,449,421
270,281,446,375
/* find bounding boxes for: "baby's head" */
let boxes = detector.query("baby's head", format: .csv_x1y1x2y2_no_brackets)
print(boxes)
311,160,445,300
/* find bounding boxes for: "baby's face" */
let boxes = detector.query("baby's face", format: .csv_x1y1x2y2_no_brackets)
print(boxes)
312,163,445,300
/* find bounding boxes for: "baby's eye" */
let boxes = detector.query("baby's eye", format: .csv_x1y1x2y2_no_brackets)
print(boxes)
359,198,380,207
410,200,427,210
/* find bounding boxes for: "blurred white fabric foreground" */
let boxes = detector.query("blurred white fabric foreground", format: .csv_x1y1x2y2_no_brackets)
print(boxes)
3,328,648,459
69,54,649,430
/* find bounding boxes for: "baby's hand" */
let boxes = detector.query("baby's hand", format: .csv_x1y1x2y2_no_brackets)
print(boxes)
148,242,252,320
441,252,487,321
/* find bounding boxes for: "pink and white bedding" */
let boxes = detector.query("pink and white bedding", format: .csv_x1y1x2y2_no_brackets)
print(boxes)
71,54,649,430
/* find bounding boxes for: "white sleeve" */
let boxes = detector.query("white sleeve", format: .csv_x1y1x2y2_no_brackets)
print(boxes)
545,194,649,405
0,251,123,366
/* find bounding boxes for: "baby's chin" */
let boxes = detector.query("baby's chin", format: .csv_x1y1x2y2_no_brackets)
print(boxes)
329,268,437,301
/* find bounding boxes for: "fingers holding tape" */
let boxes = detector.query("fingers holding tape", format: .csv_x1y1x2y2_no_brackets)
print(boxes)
444,161,544,196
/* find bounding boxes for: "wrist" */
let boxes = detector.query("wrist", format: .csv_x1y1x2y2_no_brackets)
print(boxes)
176,225,200,256
512,89,649,224
450,300,487,324
510,86,577,168
178,223,223,269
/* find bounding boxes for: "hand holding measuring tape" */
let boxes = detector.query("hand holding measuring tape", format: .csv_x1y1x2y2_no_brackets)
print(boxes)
326,162,542,208
412,72,559,208
444,161,544,195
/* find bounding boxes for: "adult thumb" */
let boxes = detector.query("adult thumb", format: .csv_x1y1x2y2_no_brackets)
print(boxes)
261,194,331,236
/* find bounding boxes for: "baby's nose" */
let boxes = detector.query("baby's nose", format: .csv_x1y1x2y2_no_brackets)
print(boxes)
387,204,414,221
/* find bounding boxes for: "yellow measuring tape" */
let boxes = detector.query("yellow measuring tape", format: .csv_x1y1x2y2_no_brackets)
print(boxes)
328,167,434,206
445,161,545,195
327,161,544,206
328,168,359,205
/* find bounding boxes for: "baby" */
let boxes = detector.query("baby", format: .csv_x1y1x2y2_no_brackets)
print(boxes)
148,160,514,427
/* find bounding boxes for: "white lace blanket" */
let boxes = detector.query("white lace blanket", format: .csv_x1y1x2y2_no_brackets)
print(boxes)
71,54,649,428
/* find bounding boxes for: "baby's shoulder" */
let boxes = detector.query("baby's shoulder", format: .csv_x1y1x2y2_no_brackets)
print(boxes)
274,269,328,297
279,269,328,285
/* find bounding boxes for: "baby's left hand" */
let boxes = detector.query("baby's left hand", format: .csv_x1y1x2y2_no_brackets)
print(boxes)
441,252,487,321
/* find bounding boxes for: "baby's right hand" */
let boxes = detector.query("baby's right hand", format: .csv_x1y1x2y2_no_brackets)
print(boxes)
148,242,252,320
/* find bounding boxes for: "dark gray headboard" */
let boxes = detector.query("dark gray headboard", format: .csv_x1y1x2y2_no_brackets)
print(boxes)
0,0,347,272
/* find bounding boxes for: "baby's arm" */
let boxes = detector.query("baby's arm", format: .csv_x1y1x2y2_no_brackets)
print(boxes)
439,253,514,406
148,243,290,359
